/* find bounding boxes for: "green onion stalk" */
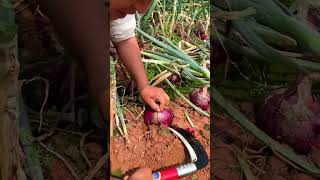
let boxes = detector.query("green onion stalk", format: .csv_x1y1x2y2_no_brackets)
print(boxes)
136,28,210,79
212,0,320,57
155,65,210,117
214,33,320,72
141,50,209,85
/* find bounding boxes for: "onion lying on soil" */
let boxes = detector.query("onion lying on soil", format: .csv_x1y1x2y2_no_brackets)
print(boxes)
186,128,195,137
190,86,210,111
256,74,320,154
144,107,174,127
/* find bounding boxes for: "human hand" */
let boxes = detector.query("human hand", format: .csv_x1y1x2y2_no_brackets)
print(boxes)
140,85,170,112
123,168,153,180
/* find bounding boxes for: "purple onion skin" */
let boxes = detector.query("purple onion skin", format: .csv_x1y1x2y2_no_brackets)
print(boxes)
257,75,320,154
200,34,209,41
167,74,181,84
144,107,174,127
190,86,210,111
186,128,195,137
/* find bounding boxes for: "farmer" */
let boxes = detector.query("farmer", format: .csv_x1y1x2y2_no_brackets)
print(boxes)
110,0,171,115
34,0,168,179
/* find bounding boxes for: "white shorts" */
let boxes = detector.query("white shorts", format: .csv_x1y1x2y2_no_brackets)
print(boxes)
110,14,136,43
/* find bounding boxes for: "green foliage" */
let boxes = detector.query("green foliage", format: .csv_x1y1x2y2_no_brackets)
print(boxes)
146,65,159,81
171,33,183,45
279,0,296,7
138,0,210,105
111,168,124,179
137,0,209,40
0,0,16,41
165,78,204,100
137,0,210,116
191,174,198,180
36,145,53,169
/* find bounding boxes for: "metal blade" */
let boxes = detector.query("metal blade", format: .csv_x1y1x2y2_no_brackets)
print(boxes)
168,127,198,162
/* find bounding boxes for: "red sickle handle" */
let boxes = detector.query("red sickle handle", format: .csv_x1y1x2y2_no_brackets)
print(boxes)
152,168,179,180
152,162,198,180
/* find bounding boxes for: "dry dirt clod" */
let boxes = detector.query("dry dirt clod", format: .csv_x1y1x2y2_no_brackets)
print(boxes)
84,143,103,162
47,159,74,180
266,156,288,175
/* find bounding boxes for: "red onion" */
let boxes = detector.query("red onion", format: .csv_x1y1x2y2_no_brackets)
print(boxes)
190,86,210,111
186,128,195,137
307,9,320,32
256,74,320,154
144,107,174,127
167,74,181,84
194,26,206,37
200,34,209,41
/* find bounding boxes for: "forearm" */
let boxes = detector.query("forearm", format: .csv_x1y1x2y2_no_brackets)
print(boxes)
114,37,149,91
36,0,109,117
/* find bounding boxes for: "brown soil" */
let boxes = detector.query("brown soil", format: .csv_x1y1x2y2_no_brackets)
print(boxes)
47,159,74,180
110,98,210,179
41,132,106,180
212,105,318,180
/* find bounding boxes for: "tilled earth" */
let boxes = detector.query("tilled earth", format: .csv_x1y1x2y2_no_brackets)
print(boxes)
110,98,211,179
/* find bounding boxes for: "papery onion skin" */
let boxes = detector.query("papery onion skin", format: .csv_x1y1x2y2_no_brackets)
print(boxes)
256,75,320,154
144,107,174,127
190,86,210,111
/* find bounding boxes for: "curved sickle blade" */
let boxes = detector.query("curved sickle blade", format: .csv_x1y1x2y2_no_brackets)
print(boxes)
168,127,197,162
152,126,208,180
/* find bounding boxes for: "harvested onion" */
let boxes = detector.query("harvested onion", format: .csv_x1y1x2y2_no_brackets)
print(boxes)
190,86,210,111
256,74,320,154
144,107,174,127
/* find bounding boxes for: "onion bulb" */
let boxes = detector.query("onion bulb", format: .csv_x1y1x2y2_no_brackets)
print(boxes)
200,34,209,41
190,86,210,111
167,74,181,84
256,74,320,154
144,107,174,127
186,128,195,137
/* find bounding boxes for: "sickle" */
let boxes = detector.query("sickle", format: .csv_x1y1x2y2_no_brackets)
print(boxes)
152,126,208,180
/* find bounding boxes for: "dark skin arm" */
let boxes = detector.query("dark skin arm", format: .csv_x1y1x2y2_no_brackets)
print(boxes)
114,37,149,92
35,0,109,119
114,37,170,111
124,168,153,180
